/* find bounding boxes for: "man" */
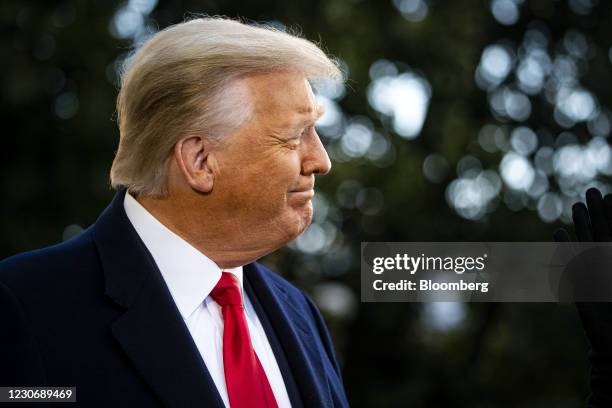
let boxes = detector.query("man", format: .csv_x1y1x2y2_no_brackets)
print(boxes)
0,17,349,408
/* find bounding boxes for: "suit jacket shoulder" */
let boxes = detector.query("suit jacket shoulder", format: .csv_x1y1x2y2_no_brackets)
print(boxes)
0,230,107,390
0,230,99,298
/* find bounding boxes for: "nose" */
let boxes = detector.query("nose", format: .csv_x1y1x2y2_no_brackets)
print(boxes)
301,129,331,176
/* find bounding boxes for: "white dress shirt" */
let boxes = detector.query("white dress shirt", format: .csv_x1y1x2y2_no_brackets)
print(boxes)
123,192,292,408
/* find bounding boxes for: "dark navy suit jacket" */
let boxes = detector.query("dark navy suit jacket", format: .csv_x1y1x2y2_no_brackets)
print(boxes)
0,190,349,407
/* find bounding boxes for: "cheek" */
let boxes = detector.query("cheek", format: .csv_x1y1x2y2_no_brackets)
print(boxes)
221,170,288,215
219,151,302,212
257,155,302,193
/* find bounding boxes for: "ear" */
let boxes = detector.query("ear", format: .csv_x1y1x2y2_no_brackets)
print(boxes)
174,136,216,193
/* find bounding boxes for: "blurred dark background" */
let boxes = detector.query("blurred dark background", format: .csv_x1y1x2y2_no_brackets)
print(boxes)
3,0,611,406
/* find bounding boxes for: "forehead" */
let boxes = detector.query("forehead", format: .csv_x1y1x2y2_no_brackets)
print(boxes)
244,70,319,123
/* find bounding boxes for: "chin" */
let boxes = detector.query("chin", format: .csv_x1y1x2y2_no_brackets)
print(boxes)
297,202,313,228
285,205,313,241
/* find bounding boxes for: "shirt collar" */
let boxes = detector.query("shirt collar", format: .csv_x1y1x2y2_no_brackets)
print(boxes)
123,192,245,319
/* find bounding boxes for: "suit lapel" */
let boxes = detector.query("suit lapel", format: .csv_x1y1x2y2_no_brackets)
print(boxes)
244,263,332,408
91,190,224,408
244,276,304,408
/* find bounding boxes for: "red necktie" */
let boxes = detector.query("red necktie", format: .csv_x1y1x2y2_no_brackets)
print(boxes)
210,272,279,408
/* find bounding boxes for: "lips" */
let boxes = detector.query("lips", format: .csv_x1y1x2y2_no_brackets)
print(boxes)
289,181,315,194
288,188,315,201
289,185,314,193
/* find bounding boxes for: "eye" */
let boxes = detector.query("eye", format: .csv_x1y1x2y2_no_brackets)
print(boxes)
301,125,314,137
287,125,314,147
291,126,309,141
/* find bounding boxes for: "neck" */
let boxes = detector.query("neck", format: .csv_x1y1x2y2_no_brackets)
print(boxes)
135,193,273,269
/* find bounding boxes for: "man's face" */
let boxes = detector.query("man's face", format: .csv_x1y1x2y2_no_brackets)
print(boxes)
210,70,331,252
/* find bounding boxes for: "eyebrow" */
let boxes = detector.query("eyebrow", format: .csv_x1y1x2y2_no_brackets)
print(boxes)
295,104,326,126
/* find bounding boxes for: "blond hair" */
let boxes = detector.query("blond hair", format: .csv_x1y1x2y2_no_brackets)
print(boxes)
110,16,342,197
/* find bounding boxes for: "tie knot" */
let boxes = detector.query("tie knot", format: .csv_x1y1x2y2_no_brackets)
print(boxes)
210,272,243,307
